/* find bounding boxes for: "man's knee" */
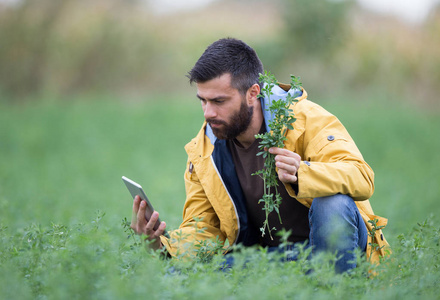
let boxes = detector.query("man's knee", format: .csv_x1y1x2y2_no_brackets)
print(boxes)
310,194,356,218
309,194,360,246
309,194,367,273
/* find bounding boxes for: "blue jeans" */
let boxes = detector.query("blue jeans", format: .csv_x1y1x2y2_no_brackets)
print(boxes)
224,194,368,273
308,194,368,273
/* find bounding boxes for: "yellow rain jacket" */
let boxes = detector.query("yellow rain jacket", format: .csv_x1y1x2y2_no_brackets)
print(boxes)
160,84,390,263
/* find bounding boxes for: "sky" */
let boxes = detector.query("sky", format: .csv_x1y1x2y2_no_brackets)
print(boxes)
148,0,217,14
1,0,438,24
148,0,439,24
356,0,440,24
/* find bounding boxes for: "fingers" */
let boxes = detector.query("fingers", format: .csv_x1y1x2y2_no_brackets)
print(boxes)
145,213,166,250
136,199,148,229
145,211,159,234
131,199,165,234
278,169,298,184
147,217,166,239
131,195,141,227
129,196,166,250
146,212,166,236
141,210,167,250
269,147,301,184
147,219,166,251
131,196,149,234
274,155,299,171
269,147,300,160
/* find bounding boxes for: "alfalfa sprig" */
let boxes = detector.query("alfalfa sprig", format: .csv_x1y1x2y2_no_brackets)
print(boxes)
253,71,301,239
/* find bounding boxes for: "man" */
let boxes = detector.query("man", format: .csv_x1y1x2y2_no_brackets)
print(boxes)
131,38,389,272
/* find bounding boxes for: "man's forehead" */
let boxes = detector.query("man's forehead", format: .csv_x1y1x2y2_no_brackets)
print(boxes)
196,73,233,86
196,74,237,97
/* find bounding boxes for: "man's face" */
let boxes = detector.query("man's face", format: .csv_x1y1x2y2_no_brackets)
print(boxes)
196,74,253,140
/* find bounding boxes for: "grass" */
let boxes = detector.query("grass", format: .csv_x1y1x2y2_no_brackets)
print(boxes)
0,95,203,230
0,93,439,299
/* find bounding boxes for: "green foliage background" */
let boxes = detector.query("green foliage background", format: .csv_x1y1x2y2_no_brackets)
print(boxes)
1,96,439,299
1,0,440,298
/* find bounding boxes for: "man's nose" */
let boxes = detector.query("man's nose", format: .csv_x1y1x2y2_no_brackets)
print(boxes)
203,102,217,119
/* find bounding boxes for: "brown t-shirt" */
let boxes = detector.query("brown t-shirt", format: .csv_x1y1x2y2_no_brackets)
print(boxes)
227,135,310,247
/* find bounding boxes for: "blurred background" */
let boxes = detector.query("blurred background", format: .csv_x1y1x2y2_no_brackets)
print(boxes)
1,0,439,105
1,0,439,241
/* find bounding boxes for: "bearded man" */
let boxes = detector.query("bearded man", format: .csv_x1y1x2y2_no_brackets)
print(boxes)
130,38,389,273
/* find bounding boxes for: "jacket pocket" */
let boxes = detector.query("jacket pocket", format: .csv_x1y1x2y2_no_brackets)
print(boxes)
312,134,349,154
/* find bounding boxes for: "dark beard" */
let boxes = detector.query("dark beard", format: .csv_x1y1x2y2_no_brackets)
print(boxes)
208,100,254,140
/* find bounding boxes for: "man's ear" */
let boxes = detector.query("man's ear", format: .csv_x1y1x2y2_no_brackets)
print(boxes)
247,83,261,105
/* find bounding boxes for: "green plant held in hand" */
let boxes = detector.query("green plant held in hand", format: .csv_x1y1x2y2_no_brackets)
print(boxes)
253,71,302,239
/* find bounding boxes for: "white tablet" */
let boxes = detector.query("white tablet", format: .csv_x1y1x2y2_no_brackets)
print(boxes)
122,176,161,231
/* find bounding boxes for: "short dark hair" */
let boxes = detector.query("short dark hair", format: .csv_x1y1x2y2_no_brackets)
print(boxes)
187,38,264,95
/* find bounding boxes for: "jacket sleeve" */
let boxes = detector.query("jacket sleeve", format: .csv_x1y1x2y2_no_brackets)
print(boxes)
160,160,226,258
285,101,375,201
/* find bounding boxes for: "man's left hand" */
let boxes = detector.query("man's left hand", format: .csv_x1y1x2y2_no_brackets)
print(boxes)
269,147,301,184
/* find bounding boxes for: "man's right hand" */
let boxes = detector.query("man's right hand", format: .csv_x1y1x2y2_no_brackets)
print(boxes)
130,195,167,250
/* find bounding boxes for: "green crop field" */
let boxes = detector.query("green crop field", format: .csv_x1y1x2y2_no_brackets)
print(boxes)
1,94,439,299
